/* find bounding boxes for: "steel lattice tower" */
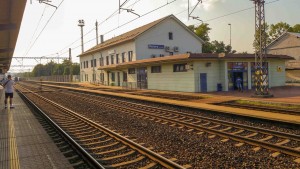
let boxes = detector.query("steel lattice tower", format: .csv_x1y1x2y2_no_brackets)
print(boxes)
252,0,271,97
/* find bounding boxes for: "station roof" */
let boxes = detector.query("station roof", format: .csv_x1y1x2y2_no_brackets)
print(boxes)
0,0,27,73
80,15,204,57
267,32,300,48
98,53,293,70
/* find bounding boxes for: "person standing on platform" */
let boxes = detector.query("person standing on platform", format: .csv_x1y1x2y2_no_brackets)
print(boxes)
236,76,243,92
2,75,15,109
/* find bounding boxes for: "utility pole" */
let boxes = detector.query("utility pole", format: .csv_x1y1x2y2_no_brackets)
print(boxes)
69,48,73,82
228,23,231,47
78,19,85,53
96,20,99,45
251,0,272,97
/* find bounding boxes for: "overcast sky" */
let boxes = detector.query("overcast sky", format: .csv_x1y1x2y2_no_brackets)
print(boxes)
11,0,300,72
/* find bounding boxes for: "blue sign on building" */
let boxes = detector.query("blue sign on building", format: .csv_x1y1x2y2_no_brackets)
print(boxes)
148,44,165,49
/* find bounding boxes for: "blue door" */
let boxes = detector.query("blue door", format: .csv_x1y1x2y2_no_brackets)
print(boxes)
200,73,207,92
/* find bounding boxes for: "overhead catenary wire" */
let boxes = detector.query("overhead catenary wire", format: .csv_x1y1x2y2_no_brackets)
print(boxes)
25,0,281,63
24,0,66,58
62,0,178,55
195,0,280,26
24,5,47,56
58,0,144,54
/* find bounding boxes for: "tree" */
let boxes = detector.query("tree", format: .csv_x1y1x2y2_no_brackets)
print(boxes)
269,22,292,41
253,23,270,51
71,63,80,75
189,23,235,53
188,24,211,42
292,24,300,33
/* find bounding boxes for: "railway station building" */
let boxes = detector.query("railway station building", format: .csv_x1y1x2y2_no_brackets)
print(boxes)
266,32,300,69
79,15,293,92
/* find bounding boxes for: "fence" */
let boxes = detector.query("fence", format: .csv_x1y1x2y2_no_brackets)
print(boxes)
26,75,80,82
122,81,147,90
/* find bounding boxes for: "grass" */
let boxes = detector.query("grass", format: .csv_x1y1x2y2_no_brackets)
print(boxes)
235,100,300,111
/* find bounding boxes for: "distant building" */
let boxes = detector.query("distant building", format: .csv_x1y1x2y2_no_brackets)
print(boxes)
79,15,204,83
79,15,293,93
266,32,300,69
98,53,292,92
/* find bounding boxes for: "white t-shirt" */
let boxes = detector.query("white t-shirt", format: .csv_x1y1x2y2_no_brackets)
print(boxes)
3,79,14,93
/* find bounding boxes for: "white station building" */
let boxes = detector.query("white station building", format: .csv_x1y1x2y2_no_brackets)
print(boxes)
79,15,293,92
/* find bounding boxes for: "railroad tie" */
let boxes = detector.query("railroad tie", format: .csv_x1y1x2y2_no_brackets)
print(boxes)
235,142,244,147
183,164,192,168
244,132,258,138
187,129,194,132
275,139,290,146
139,162,158,169
259,135,273,141
100,150,135,161
221,138,229,142
219,127,232,132
271,152,281,158
106,156,145,168
252,147,261,152
231,129,244,135
208,135,216,139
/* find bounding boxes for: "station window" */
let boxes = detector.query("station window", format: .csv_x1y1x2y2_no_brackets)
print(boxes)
173,63,187,72
86,61,88,68
122,52,126,63
128,51,133,62
116,54,119,64
169,32,173,40
123,72,127,81
100,73,104,82
91,60,94,67
106,56,109,65
111,72,115,81
92,73,96,81
99,57,104,66
151,66,161,73
111,55,114,64
128,68,135,74
94,59,97,67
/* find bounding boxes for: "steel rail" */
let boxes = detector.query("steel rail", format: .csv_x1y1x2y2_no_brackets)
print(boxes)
16,84,185,169
58,90,300,158
64,90,300,141
16,87,105,169
220,102,300,115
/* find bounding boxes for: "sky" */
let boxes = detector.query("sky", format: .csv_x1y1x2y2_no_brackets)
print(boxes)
10,0,300,72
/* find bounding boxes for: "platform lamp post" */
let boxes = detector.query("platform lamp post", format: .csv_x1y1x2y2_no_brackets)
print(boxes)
228,23,231,47
78,19,85,53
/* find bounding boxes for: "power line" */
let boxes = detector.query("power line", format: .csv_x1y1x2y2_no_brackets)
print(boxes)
25,0,281,62
24,5,47,56
58,0,144,54
194,0,280,26
24,0,66,57
66,0,178,54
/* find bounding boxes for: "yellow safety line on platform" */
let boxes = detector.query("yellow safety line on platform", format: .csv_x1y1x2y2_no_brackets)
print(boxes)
9,109,20,169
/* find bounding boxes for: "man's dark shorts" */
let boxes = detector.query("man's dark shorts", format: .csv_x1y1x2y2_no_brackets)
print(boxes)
5,93,13,99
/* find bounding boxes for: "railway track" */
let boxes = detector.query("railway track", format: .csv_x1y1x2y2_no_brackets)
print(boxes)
16,84,186,169
16,82,300,167
51,89,300,160
217,101,300,116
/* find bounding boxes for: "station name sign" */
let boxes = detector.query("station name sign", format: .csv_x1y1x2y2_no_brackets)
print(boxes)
148,44,164,49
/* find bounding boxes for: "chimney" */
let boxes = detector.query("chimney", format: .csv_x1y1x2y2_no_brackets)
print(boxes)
100,35,104,44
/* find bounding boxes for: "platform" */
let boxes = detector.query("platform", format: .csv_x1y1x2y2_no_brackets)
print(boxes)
0,89,73,169
43,82,300,125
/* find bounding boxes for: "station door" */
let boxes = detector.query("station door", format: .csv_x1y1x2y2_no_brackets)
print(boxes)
137,67,148,89
199,73,207,92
